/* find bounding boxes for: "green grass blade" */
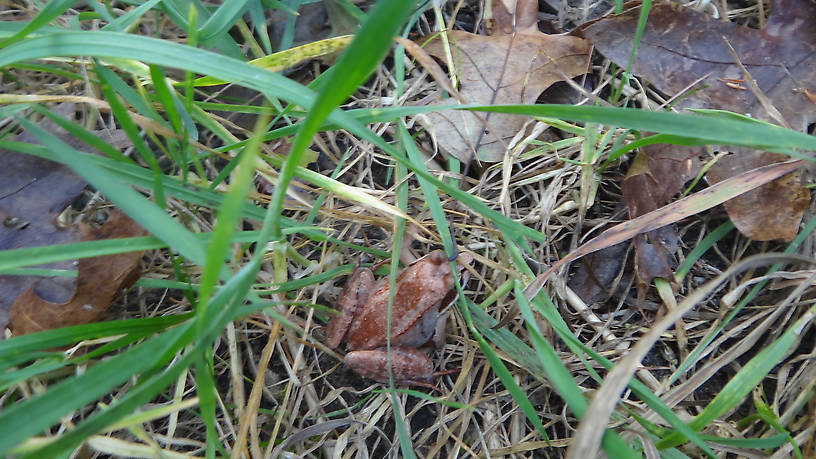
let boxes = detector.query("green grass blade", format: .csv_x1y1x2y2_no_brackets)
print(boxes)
0,21,61,40
304,148,351,226
102,0,164,31
194,351,218,458
674,221,734,281
0,103,30,117
611,0,651,102
82,1,118,28
0,0,75,48
265,0,417,240
0,323,192,455
467,304,562,447
1,331,159,391
389,127,417,459
380,141,545,247
670,213,816,384
0,139,369,256
1,358,68,390
527,292,716,457
30,104,136,164
277,0,298,51
0,229,318,272
5,239,272,455
149,64,183,133
247,0,272,53
466,104,816,153
703,433,790,449
0,31,317,108
91,62,165,124
20,347,197,457
329,0,367,23
198,0,251,42
196,115,267,313
0,314,190,358
600,133,711,170
399,123,455,253
658,303,816,449
512,283,642,457
12,116,208,265
94,60,166,205
234,102,816,156
469,256,714,458
253,102,815,157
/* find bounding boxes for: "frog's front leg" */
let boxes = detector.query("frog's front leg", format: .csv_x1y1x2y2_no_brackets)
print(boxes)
343,347,434,385
326,267,375,349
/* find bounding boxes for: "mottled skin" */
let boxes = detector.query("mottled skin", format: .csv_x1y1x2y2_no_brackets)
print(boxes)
327,250,472,385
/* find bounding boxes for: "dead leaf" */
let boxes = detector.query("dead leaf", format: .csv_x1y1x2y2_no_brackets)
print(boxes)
487,0,539,34
621,151,681,293
567,239,629,306
9,210,146,335
0,147,86,330
584,0,814,241
523,159,804,301
706,148,810,241
417,0,590,162
0,104,131,331
266,2,332,50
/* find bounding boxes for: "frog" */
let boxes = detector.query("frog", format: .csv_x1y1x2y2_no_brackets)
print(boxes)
326,249,472,386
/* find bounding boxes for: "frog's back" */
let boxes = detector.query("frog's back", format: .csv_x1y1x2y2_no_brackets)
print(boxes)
347,251,453,350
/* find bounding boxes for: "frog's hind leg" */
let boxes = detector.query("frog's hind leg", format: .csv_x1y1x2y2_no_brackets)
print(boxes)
344,347,434,385
325,267,375,349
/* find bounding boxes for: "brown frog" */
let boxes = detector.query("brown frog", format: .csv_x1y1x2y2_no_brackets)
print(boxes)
326,250,472,386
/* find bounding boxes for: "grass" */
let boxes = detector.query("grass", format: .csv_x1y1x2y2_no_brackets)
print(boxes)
0,1,814,457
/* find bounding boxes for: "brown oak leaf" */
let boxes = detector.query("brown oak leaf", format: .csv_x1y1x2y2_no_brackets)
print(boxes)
0,104,130,330
584,0,814,241
417,0,590,162
9,210,147,335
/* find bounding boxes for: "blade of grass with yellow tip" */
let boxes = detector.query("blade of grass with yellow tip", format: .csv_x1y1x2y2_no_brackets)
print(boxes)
190,35,355,87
